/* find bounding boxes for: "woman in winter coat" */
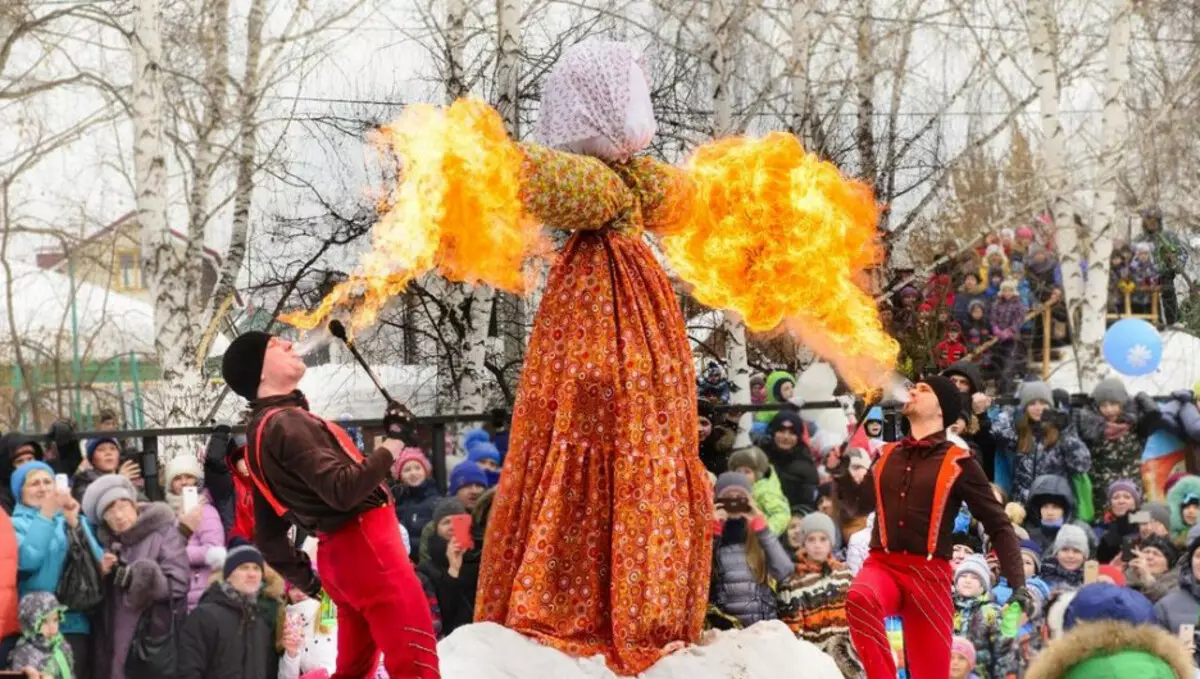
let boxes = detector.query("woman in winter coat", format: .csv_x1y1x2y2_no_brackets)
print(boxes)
391,449,440,559
761,411,820,514
178,545,281,679
163,455,226,611
1074,378,1161,511
81,475,189,679
11,461,103,677
1154,536,1200,643
708,473,793,629
1123,535,1179,603
993,381,1091,504
1094,478,1144,564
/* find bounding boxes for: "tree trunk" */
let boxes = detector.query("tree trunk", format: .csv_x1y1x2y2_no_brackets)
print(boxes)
855,0,877,184
708,0,751,446
789,0,811,146
1081,0,1133,389
446,0,468,103
212,0,265,316
1030,0,1084,383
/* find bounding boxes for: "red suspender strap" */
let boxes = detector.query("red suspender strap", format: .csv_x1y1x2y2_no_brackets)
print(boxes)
247,407,292,518
926,446,972,558
872,442,899,552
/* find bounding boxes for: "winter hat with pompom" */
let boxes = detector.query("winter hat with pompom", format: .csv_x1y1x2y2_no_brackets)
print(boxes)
164,454,204,489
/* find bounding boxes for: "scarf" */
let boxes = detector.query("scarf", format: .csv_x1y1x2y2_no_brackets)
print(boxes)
51,640,71,679
1040,560,1084,588
1103,421,1132,441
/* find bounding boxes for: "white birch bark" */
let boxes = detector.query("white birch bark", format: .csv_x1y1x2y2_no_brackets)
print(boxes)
1080,0,1133,389
445,0,468,103
1029,0,1084,357
789,0,812,146
854,0,877,183
708,0,752,446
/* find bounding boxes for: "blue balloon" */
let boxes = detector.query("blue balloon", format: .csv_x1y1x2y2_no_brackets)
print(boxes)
1103,318,1163,376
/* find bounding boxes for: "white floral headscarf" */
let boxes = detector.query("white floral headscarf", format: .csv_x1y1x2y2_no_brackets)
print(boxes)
537,40,656,162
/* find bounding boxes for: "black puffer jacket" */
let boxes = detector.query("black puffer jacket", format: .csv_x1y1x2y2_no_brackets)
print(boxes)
761,412,820,513
178,583,278,679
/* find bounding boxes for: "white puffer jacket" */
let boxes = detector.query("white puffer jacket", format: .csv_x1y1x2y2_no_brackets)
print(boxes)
278,597,337,679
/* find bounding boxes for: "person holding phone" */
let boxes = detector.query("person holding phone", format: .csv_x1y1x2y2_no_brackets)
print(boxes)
415,498,477,638
163,455,226,611
220,331,438,678
708,472,794,629
840,377,1032,679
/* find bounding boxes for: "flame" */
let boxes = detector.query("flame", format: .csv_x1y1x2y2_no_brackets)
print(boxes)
662,132,899,392
281,98,543,332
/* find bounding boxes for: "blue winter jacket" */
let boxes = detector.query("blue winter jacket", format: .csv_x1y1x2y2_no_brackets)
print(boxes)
12,503,104,635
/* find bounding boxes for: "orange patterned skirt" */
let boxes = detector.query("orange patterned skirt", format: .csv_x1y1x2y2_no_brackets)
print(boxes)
476,230,713,675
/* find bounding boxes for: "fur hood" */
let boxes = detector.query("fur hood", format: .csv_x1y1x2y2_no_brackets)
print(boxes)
1167,475,1200,534
101,502,176,548
1027,621,1193,679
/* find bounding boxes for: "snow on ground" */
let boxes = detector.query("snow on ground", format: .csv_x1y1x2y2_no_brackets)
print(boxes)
438,621,843,679
1044,329,1200,395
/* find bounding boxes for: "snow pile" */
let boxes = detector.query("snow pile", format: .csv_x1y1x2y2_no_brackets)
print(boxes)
438,621,843,679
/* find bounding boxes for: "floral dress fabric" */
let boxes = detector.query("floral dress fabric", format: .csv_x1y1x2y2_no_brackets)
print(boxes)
476,142,712,675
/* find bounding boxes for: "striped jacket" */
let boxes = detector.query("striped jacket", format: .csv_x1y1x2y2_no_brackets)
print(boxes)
777,557,860,676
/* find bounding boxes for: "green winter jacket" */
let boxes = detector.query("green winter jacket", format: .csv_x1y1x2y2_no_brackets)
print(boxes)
1026,620,1192,679
754,371,796,424
753,466,791,535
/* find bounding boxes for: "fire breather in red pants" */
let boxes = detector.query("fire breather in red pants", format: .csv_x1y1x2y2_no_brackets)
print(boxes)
846,551,954,679
318,506,440,679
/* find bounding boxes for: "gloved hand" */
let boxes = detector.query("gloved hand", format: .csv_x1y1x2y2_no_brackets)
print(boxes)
1135,392,1159,414
1009,585,1037,617
383,401,418,443
1173,389,1195,403
204,422,234,465
952,506,971,534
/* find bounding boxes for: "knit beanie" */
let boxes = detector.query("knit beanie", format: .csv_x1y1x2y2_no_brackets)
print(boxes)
714,471,752,499
1018,381,1054,410
1091,377,1130,406
954,554,993,594
461,428,491,452
800,512,837,543
466,442,501,466
727,447,769,478
1052,524,1090,557
220,331,272,401
1145,502,1171,530
10,461,55,507
950,636,977,671
85,437,121,463
1019,539,1043,572
431,497,467,526
1063,583,1155,630
393,448,431,477
920,375,963,428
223,544,264,580
448,462,488,495
1106,478,1142,506
164,454,204,489
81,474,137,526
1139,535,1179,566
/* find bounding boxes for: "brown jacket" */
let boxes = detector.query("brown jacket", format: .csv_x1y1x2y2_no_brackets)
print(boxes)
246,391,393,596
842,431,1025,589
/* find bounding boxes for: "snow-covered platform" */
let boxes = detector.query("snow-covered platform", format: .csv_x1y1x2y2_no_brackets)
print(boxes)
437,621,844,679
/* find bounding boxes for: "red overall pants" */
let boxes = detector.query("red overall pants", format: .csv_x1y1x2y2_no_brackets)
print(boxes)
318,506,440,679
847,551,954,679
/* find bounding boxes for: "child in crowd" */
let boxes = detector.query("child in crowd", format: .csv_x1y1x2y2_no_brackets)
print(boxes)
936,323,969,368
1022,474,1093,553
727,447,790,536
777,513,860,677
950,636,980,679
417,498,477,638
1094,478,1143,563
1039,524,1089,591
1129,242,1159,312
9,592,72,679
952,555,1009,679
1166,475,1200,548
464,441,502,488
1075,378,1160,514
954,273,988,325
708,473,794,629
755,371,796,425
784,514,805,561
988,280,1029,393
279,583,338,679
391,448,439,561
962,301,993,354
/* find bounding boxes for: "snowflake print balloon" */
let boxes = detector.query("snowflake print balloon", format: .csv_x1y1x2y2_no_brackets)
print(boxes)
1103,318,1163,376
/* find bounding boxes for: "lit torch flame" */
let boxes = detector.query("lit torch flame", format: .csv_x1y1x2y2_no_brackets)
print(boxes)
280,99,544,333
662,132,899,392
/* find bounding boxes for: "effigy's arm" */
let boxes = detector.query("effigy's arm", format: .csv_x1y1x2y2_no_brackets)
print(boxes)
517,142,632,231
611,157,695,236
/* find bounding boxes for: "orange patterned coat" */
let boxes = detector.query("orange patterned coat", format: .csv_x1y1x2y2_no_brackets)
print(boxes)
475,143,713,675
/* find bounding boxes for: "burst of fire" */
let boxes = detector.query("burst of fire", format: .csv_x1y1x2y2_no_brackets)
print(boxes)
280,99,544,333
661,132,899,392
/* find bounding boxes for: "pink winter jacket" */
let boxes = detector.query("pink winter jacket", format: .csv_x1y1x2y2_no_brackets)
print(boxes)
184,496,226,610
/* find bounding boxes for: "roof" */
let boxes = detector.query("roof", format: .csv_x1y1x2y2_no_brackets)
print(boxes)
35,211,224,271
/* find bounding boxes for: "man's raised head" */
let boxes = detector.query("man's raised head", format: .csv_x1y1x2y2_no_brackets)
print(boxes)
903,375,963,432
221,331,307,401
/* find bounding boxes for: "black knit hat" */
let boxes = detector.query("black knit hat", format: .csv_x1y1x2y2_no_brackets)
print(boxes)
223,544,264,579
221,331,272,401
920,375,963,429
